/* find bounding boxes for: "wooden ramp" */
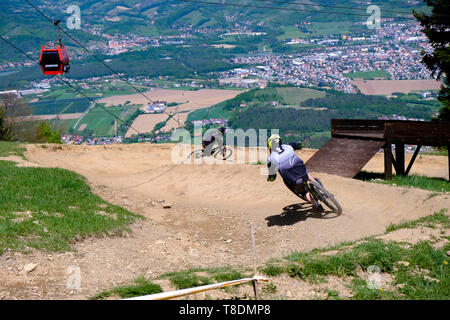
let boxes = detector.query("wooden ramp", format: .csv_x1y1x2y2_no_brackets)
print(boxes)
306,137,385,178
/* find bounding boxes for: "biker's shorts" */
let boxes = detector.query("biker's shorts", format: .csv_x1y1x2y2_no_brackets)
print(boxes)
284,175,308,197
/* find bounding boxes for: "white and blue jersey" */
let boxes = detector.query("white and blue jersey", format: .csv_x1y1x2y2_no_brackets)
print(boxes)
267,144,308,186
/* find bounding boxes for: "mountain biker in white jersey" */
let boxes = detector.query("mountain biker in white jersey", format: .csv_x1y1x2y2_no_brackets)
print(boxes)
266,134,324,212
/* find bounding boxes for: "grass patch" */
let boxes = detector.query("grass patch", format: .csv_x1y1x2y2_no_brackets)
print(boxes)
350,278,401,300
344,70,390,80
262,283,277,295
91,211,449,300
275,87,325,105
0,159,142,254
260,239,403,281
326,289,342,300
161,266,249,290
385,209,449,233
91,277,162,300
259,263,285,277
420,149,448,156
258,210,450,300
77,105,139,136
161,269,213,290
0,141,25,158
205,266,244,283
187,101,232,122
355,171,450,193
93,266,249,299
280,239,406,280
393,242,450,300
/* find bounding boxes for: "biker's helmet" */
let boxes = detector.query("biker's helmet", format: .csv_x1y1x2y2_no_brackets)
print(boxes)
267,134,281,152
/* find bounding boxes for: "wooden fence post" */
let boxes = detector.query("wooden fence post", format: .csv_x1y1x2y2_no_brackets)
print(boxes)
395,143,405,175
384,143,392,180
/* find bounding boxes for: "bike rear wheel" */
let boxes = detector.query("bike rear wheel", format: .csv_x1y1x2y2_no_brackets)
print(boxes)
309,180,342,216
188,149,204,159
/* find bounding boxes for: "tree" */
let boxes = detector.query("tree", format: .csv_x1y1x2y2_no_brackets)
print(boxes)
0,93,33,141
413,0,450,121
35,122,62,144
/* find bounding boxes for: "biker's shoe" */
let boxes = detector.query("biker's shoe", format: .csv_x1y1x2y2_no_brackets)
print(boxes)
313,203,324,212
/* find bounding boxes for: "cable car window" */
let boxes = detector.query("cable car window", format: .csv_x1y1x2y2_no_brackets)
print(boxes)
41,51,61,71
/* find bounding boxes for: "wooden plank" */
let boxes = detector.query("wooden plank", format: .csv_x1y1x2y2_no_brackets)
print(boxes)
385,122,450,146
305,137,385,178
332,131,385,141
331,119,386,131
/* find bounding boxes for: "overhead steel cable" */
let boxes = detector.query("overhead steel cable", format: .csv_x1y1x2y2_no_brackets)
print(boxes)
252,0,415,16
0,35,143,137
23,0,191,132
174,0,416,19
0,24,20,38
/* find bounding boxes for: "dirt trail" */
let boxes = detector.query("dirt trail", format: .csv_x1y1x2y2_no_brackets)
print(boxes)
0,144,448,300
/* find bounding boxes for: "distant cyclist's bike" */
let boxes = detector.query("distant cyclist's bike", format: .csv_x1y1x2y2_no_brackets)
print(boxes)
188,145,233,160
289,178,342,217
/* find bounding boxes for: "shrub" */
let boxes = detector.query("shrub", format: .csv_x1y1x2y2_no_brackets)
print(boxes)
35,122,62,144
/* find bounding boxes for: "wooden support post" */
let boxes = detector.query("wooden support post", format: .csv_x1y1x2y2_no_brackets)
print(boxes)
405,145,421,176
448,144,450,182
384,143,392,180
395,143,405,175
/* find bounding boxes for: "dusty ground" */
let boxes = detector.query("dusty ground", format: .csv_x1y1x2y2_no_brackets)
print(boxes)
0,144,449,300
352,79,442,95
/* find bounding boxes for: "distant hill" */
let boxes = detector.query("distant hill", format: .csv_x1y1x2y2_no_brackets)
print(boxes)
0,0,429,88
0,0,425,58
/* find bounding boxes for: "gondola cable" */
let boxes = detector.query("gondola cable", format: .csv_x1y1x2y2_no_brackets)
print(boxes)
0,35,143,137
23,0,190,133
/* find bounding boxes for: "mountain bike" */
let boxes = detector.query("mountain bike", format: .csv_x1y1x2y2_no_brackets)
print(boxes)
188,145,233,160
289,178,342,217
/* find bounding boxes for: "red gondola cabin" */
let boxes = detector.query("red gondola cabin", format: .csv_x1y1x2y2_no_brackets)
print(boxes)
39,44,70,75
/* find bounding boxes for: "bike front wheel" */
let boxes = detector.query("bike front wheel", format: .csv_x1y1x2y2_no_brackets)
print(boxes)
309,180,343,217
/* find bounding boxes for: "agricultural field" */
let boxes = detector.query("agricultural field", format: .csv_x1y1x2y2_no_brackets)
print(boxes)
29,99,91,116
344,70,391,80
125,113,169,138
76,105,139,137
352,80,442,95
276,26,304,41
276,22,357,41
105,89,242,134
187,101,232,123
272,87,326,105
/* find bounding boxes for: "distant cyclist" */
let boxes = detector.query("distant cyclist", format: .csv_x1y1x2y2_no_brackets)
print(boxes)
202,126,226,159
266,134,324,212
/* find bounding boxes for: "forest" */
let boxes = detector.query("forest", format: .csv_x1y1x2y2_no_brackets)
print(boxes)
226,86,440,148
